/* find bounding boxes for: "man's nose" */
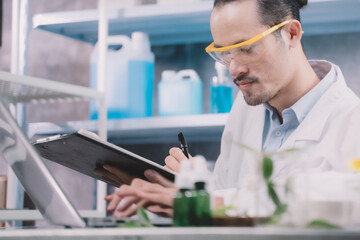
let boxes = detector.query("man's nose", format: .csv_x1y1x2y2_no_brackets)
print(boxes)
228,60,249,78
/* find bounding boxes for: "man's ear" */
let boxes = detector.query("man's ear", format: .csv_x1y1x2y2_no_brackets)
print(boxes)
281,20,303,49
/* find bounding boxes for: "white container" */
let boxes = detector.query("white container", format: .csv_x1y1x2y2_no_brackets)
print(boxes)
158,69,202,116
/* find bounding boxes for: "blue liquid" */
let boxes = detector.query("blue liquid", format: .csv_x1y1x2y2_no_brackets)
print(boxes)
211,85,233,113
89,60,154,119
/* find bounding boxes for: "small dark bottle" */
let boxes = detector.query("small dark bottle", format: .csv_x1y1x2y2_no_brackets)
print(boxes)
173,160,193,226
190,156,211,226
191,181,211,226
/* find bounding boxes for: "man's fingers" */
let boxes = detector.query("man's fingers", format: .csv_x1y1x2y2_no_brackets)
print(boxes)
103,165,134,185
94,167,125,186
107,191,123,211
145,205,173,218
169,147,188,161
144,169,175,188
104,193,114,202
137,191,173,207
164,156,181,172
116,196,139,212
114,199,146,218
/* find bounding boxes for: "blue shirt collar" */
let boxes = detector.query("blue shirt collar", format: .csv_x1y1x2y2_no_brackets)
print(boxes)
263,63,336,125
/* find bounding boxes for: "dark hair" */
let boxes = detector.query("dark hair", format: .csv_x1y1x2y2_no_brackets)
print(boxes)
213,0,308,27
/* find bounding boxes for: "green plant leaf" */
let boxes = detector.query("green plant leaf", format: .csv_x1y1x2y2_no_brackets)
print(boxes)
118,222,143,228
211,205,236,217
117,207,154,228
267,182,281,207
137,207,154,227
307,219,339,229
262,156,273,180
274,203,287,216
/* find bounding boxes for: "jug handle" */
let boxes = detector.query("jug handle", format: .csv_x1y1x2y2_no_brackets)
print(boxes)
93,35,132,50
176,69,200,81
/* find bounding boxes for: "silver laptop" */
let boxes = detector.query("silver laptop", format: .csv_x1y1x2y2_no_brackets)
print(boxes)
0,100,86,228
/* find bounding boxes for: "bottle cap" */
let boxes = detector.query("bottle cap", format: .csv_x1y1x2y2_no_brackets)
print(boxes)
131,32,150,52
214,61,230,84
161,70,177,81
192,155,209,184
175,160,193,189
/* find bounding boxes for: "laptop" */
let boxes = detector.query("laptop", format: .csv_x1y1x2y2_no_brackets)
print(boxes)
0,100,173,228
0,100,87,227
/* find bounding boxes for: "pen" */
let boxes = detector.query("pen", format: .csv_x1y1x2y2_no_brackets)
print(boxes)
178,132,190,159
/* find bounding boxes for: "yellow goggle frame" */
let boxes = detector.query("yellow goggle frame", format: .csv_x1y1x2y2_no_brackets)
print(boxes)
205,20,292,53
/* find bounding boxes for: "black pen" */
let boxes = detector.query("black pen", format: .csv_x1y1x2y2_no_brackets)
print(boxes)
178,132,190,159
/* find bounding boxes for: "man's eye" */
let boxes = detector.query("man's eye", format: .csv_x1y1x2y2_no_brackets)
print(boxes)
240,46,253,53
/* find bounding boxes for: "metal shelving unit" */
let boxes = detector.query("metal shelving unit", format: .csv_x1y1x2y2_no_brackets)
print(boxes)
0,71,102,103
32,0,360,46
0,0,109,225
28,113,228,144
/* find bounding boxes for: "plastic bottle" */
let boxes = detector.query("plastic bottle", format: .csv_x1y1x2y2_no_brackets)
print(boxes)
89,32,154,119
158,69,202,116
210,62,233,113
127,32,155,118
173,160,193,226
190,156,212,226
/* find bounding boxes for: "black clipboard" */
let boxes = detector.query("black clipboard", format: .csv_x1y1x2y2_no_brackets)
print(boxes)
33,129,175,186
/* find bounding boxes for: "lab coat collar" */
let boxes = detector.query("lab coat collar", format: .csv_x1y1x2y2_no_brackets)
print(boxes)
280,60,348,150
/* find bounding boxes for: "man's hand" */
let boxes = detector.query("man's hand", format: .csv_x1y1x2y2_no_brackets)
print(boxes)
164,147,190,172
93,165,134,186
104,167,176,218
105,178,177,218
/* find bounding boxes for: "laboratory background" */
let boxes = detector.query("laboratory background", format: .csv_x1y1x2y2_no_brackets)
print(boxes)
0,0,360,230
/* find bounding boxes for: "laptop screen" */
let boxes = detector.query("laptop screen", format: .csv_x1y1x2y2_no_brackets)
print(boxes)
0,100,86,228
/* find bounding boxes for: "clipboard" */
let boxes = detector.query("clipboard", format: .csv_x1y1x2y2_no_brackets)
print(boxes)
33,129,175,186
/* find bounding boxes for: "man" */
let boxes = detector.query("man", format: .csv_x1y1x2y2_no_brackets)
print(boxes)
104,0,360,217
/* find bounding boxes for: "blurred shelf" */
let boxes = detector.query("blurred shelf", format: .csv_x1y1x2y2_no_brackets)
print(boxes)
32,0,360,47
28,113,228,144
0,71,103,104
1,226,360,239
0,209,103,221
33,1,213,46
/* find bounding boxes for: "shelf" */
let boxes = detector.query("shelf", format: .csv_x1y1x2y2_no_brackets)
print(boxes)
28,114,228,144
0,71,103,104
0,209,103,221
32,0,360,46
33,1,213,46
1,227,360,239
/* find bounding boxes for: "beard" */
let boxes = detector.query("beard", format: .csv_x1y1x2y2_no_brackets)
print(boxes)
242,90,275,106
233,76,278,106
234,76,275,106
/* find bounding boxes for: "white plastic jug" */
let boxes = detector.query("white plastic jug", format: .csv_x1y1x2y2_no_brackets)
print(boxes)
158,69,202,116
89,32,154,119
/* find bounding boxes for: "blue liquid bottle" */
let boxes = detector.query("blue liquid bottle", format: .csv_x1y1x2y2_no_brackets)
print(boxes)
210,62,233,113
89,32,154,119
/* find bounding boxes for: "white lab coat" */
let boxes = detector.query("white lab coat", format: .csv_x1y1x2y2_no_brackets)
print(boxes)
211,60,360,190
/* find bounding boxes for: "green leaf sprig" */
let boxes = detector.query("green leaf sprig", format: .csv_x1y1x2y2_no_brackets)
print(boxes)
118,207,154,228
262,155,287,218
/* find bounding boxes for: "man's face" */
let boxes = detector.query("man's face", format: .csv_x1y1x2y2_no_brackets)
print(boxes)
210,0,292,106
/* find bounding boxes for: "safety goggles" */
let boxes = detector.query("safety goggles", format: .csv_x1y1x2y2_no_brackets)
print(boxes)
205,20,291,66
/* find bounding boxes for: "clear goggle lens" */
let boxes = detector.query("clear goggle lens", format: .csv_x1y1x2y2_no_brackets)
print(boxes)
208,42,265,66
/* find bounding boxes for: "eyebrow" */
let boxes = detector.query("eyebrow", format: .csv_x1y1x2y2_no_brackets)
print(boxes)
214,39,247,48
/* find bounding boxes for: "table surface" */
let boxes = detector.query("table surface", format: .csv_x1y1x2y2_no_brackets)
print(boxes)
1,227,360,240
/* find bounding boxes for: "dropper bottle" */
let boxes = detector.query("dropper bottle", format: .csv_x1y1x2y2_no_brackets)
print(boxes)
173,160,193,226
190,156,211,226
